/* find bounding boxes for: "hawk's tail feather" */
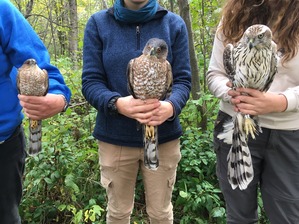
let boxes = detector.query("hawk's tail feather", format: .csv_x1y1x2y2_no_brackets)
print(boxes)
217,118,234,144
28,119,42,156
227,113,254,190
143,125,159,170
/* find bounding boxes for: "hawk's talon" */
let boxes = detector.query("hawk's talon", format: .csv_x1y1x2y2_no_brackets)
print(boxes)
145,125,155,141
30,120,39,129
244,117,257,139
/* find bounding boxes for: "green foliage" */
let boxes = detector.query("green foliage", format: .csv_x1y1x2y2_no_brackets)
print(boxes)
19,57,227,223
20,58,107,223
17,0,269,223
172,97,226,224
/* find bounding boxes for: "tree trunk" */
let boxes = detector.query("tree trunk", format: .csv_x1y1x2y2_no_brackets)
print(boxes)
68,0,79,68
102,0,108,9
178,0,208,130
177,0,200,100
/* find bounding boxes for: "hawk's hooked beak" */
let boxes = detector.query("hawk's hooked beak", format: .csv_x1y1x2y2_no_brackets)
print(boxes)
150,47,157,56
249,39,254,50
25,58,37,65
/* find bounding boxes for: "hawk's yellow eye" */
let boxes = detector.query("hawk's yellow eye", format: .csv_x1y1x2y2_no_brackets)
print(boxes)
156,48,161,53
258,34,264,39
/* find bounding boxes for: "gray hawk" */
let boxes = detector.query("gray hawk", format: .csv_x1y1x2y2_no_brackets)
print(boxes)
17,58,49,155
127,38,172,170
218,24,278,190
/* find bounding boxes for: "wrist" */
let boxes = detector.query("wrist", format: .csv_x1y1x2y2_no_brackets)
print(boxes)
277,94,287,112
108,96,121,115
165,100,175,121
59,94,68,112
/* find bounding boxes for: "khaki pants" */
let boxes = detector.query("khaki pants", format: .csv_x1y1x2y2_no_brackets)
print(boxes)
98,139,181,224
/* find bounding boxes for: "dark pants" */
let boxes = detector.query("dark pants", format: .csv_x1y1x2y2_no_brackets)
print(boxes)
0,125,26,224
214,111,299,224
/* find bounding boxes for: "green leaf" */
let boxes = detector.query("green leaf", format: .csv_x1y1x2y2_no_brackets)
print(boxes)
179,191,188,198
210,207,225,218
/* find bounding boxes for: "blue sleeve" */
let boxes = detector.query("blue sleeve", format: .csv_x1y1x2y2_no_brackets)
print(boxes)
81,13,119,115
167,15,192,117
0,0,71,102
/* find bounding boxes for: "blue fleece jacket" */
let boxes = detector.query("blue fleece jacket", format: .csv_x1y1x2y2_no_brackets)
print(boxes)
82,5,191,147
0,0,71,141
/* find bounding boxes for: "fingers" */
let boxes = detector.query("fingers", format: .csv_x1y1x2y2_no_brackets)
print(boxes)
18,94,65,119
117,96,160,122
233,87,261,97
226,81,233,88
18,95,44,119
135,108,160,124
228,87,263,110
145,101,174,126
230,90,271,115
116,96,173,125
18,94,43,105
234,102,258,115
133,99,161,124
135,98,160,109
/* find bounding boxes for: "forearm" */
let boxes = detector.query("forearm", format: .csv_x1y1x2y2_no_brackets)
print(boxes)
272,94,288,112
231,89,288,115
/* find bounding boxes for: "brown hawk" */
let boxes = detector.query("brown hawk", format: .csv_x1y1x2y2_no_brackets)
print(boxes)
127,38,172,170
17,58,49,155
218,24,278,190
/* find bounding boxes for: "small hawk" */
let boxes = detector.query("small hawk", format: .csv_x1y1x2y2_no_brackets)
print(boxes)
218,24,278,190
127,38,173,170
17,58,49,155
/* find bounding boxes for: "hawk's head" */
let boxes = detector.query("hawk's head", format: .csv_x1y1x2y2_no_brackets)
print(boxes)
142,38,168,60
24,58,37,66
242,24,273,50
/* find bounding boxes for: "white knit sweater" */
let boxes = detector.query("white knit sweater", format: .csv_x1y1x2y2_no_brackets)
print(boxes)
207,30,299,130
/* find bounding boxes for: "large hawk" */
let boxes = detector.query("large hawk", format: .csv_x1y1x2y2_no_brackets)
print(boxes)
218,24,278,190
127,38,173,170
17,58,49,155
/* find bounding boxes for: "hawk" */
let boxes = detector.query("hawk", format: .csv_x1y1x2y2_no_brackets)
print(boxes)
127,38,173,170
218,24,277,190
17,58,49,155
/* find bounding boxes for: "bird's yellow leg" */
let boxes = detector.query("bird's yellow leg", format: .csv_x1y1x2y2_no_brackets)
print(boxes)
145,125,155,140
30,120,39,129
244,115,257,139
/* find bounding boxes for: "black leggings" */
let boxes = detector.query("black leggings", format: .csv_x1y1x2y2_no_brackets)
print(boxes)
0,125,26,224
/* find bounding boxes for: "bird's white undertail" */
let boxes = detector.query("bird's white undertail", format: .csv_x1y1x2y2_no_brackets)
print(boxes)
218,113,257,190
143,125,159,170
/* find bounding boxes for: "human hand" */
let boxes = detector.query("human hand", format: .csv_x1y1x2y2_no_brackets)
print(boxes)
18,93,66,120
116,95,161,124
228,87,287,115
146,101,174,126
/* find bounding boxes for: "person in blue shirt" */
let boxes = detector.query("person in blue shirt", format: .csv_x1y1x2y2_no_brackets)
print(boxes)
0,0,71,223
82,0,191,223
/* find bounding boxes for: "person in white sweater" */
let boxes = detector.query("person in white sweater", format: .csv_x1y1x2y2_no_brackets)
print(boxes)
206,0,299,223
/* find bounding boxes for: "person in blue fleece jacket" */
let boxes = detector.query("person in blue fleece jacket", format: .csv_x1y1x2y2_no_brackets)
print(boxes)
0,0,71,222
82,0,191,223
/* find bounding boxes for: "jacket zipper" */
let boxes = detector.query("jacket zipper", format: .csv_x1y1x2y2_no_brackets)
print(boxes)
136,25,140,50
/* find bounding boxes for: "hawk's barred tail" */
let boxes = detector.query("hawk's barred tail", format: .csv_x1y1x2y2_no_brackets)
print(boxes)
28,119,42,155
143,125,159,170
227,113,254,190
